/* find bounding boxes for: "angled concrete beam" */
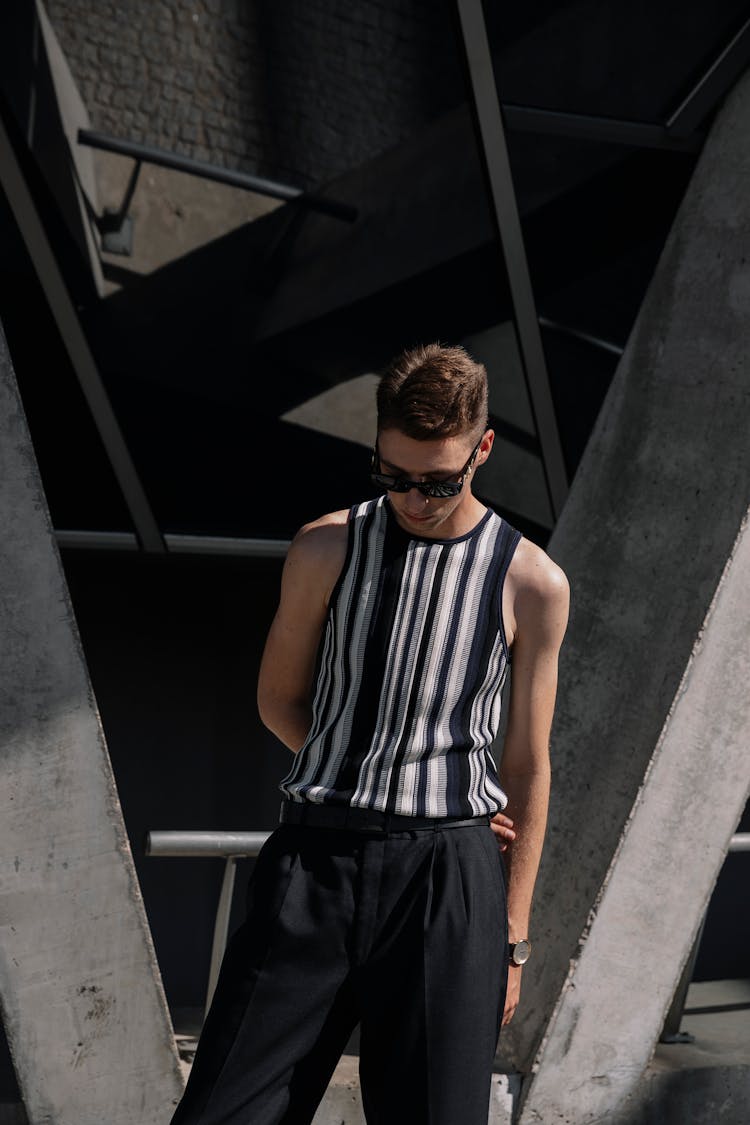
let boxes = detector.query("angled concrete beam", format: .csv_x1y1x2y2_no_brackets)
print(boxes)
0,324,183,1123
495,68,750,1121
521,511,750,1123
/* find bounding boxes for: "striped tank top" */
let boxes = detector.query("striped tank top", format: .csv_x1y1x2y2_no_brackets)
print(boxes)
279,494,522,817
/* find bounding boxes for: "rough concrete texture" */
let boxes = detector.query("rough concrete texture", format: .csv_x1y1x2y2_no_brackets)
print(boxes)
615,980,750,1125
0,323,184,1122
498,67,750,1116
518,506,750,1122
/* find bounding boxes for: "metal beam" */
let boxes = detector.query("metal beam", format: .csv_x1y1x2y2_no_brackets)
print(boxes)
164,533,290,558
455,0,569,519
54,529,292,557
667,16,750,138
502,103,703,152
77,128,358,223
538,316,625,357
0,105,164,552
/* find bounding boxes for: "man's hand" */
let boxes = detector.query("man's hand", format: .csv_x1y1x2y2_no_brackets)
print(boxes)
503,966,522,1025
490,812,515,851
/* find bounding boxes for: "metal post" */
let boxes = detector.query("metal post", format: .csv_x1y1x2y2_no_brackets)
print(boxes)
659,833,750,1043
205,856,238,1018
454,0,569,520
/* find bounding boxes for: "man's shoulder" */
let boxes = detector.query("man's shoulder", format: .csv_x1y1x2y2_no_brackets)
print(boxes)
290,509,350,561
507,535,569,607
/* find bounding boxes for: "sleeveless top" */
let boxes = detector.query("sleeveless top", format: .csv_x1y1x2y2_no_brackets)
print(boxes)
279,494,522,817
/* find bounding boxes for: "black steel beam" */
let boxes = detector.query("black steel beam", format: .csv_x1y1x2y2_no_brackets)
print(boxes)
502,104,703,152
455,0,569,520
0,104,164,552
667,16,750,138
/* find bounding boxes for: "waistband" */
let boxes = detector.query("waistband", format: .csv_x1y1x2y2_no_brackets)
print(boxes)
279,800,490,833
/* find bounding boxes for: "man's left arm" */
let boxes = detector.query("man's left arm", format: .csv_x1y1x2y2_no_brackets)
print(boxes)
495,550,570,1025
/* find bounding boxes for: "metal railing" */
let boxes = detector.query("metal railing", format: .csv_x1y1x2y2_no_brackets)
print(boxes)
145,829,271,1016
659,832,750,1043
146,829,750,1027
77,127,357,255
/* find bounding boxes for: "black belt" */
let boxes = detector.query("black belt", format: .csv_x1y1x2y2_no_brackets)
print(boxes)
279,800,489,833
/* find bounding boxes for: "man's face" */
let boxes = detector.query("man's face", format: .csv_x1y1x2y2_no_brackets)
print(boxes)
374,428,492,538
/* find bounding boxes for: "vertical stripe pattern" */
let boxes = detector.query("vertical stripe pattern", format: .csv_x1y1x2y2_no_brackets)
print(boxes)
279,496,521,817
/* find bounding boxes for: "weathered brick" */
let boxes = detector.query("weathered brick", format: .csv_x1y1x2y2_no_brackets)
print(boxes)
45,0,462,188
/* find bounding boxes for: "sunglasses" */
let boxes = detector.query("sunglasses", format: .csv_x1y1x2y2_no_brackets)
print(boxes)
370,436,483,498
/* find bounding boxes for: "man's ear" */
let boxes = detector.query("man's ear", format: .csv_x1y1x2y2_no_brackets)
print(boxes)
477,429,495,466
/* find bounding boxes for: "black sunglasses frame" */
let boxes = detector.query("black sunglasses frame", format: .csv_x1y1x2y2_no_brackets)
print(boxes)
370,436,484,498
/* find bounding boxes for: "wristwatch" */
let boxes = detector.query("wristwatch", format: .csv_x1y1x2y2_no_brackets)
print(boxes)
508,939,532,966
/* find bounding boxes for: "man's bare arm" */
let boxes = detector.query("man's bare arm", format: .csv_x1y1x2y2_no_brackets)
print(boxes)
498,542,570,1024
257,512,348,752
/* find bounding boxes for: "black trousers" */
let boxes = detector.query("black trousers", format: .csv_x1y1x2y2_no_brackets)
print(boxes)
170,818,508,1125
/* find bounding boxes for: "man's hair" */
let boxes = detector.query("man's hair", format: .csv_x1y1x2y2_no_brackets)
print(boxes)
376,342,488,440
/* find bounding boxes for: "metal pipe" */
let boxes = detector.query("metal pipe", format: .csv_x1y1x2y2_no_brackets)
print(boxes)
205,857,238,1017
144,830,271,857
502,104,702,152
55,529,140,551
164,533,290,558
54,530,291,557
77,129,358,222
729,833,750,852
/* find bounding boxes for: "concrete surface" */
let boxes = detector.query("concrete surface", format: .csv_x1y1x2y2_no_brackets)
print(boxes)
518,504,750,1123
496,61,750,1105
616,979,750,1124
0,322,184,1123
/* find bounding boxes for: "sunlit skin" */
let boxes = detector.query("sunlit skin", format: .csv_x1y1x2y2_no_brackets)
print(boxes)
258,423,570,1025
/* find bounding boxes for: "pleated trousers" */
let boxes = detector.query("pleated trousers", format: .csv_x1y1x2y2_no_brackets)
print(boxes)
169,818,508,1125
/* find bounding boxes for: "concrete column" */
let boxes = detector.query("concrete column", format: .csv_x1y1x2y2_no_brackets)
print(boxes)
0,324,184,1122
496,70,750,1120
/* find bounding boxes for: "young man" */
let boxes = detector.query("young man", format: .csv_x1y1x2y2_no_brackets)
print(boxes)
170,342,569,1125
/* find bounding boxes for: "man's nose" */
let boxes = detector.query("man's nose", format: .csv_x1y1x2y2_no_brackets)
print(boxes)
404,486,428,507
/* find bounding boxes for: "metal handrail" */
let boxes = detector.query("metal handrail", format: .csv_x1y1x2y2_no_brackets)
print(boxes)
147,829,750,1026
659,832,750,1043
145,828,271,1016
77,129,358,222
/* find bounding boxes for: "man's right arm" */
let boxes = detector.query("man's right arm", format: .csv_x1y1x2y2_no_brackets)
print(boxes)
257,512,349,752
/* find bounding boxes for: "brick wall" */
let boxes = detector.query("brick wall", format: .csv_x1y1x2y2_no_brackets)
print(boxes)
44,0,465,190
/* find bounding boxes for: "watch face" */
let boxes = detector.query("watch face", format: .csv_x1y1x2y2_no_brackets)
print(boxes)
511,939,531,965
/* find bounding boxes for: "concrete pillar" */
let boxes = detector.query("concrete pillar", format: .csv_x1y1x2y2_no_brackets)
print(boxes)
0,324,184,1122
496,70,750,1121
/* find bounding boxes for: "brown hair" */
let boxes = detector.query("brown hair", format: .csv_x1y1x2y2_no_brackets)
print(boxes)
376,342,488,440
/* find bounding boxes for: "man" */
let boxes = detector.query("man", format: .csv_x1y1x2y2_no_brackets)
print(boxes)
170,342,569,1125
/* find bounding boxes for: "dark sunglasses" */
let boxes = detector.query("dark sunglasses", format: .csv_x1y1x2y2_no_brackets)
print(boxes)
370,436,483,498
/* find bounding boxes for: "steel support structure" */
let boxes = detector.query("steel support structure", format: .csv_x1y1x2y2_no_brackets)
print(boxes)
0,102,164,552
455,0,569,520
